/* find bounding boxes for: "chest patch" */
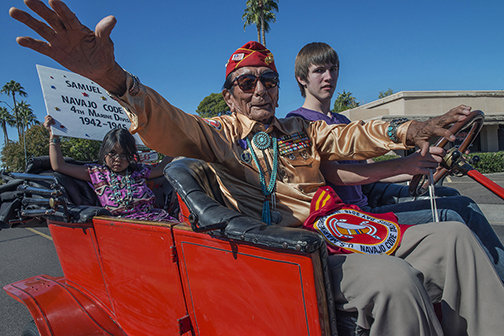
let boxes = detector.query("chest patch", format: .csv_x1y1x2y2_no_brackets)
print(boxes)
203,118,222,131
314,209,401,255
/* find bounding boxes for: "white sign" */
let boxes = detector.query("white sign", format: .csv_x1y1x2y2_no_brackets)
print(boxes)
37,65,142,144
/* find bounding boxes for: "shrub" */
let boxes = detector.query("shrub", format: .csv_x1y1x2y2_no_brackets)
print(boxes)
374,151,504,174
463,152,504,174
373,154,400,163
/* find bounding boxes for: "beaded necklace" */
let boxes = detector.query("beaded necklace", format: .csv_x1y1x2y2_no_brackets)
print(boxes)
246,131,279,225
109,170,134,209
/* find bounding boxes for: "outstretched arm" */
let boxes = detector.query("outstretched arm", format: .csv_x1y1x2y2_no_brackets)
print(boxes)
44,115,90,181
10,0,127,95
321,147,444,186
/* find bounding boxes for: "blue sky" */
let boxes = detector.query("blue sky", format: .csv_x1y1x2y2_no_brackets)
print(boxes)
1,0,504,150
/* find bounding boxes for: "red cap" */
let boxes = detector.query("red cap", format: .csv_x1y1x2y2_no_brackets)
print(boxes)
225,41,277,79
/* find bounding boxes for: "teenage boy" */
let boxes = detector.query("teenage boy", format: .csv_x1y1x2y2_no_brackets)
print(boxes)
286,42,504,279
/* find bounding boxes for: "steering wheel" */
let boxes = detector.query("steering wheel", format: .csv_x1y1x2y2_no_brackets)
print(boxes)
408,110,485,197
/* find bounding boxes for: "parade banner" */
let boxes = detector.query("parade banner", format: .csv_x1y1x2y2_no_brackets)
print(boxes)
36,64,143,144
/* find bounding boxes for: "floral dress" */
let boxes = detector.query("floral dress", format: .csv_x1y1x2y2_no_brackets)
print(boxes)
87,164,176,221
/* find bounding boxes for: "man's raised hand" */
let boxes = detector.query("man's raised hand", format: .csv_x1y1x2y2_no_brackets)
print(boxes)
10,0,126,94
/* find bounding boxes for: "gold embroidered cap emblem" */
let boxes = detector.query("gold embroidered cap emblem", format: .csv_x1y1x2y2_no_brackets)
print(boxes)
264,53,274,65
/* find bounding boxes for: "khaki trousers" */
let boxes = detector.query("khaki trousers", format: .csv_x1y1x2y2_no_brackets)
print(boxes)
329,221,504,336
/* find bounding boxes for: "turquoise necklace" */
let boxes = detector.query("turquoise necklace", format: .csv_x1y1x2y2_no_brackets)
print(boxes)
246,131,279,225
109,170,134,209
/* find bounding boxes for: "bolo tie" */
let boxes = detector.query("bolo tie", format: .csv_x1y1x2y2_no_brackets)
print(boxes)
246,131,282,225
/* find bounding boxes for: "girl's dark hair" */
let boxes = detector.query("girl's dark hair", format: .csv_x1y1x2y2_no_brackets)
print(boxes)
97,128,140,171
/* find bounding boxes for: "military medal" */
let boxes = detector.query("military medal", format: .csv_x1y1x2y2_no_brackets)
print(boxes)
277,132,312,156
300,150,310,160
241,151,252,164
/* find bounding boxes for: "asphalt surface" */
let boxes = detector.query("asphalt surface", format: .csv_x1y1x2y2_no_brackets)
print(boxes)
442,172,504,238
0,227,63,336
0,173,503,336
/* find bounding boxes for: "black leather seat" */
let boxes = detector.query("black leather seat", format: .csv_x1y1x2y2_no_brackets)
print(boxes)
164,158,374,335
164,157,325,253
0,156,177,227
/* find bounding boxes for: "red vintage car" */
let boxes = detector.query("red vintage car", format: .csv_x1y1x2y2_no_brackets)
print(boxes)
2,110,501,336
2,157,340,336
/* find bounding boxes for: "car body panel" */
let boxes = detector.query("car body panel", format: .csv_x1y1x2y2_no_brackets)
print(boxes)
5,217,330,335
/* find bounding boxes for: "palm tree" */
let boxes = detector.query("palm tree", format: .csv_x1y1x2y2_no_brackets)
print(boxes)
242,0,279,47
0,107,15,143
242,3,261,43
16,100,39,133
1,80,28,138
13,100,37,171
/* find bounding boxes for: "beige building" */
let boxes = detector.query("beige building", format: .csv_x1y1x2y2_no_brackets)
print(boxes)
341,91,504,153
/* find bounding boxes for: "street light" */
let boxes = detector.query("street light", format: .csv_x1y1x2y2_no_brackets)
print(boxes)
0,100,13,109
0,100,28,171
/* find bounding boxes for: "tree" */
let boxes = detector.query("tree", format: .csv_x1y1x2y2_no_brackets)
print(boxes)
378,88,394,99
242,3,261,43
1,124,47,171
16,100,39,133
61,137,101,162
242,0,279,47
332,90,359,113
0,124,101,172
1,137,25,172
0,107,15,143
1,80,27,138
196,93,231,118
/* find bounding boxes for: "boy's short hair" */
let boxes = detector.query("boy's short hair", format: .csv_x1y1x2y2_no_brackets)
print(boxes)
295,42,339,98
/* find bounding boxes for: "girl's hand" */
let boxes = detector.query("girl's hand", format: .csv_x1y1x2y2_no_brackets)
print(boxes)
44,115,56,136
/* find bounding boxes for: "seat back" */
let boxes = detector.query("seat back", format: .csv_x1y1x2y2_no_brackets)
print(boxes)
165,158,326,253
25,156,100,206
165,157,339,335
0,156,180,228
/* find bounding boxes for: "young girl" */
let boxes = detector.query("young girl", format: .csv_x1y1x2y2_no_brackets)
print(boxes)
44,115,176,221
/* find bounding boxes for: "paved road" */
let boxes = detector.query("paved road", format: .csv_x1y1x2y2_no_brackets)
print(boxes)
443,172,504,206
0,173,503,336
442,172,504,239
0,227,63,336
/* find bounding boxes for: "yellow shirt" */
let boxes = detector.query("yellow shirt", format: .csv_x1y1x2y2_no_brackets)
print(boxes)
114,74,412,227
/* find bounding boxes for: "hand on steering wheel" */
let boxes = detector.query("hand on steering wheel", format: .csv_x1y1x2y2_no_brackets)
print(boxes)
408,110,484,196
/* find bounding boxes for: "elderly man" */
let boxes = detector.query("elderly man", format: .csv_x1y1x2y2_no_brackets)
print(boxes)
10,1,504,335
